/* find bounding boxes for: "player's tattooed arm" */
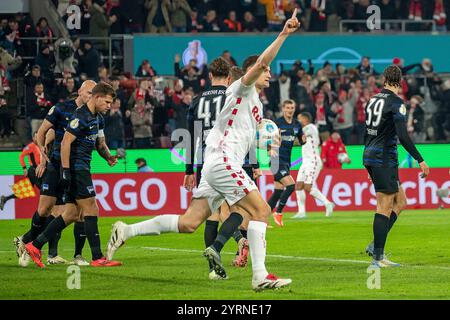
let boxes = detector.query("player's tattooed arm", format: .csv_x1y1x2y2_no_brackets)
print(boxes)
96,137,118,167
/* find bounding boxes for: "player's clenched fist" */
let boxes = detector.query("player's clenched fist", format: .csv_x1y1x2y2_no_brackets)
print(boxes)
281,8,300,35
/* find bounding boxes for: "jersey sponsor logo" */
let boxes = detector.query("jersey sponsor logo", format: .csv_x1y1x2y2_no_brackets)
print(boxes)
48,106,55,115
70,118,79,129
367,128,378,136
86,134,98,141
252,106,262,123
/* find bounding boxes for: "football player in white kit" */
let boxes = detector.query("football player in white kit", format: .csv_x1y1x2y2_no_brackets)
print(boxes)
106,10,300,291
294,112,334,218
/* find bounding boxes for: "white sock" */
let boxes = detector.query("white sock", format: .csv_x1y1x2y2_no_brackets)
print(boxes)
296,190,306,214
126,215,179,239
247,220,269,280
310,187,330,205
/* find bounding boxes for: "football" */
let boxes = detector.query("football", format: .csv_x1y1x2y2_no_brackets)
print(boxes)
337,152,350,163
256,119,279,149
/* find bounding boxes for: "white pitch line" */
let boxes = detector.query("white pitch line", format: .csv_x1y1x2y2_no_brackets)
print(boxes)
141,246,450,271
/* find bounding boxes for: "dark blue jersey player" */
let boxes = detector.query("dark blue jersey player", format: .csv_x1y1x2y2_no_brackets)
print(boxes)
16,81,96,267
268,99,304,227
363,65,429,268
25,82,122,268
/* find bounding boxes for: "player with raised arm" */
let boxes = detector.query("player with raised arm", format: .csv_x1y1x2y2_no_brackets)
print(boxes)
268,99,304,227
293,112,334,218
25,82,121,268
106,11,300,290
363,65,429,267
15,81,96,267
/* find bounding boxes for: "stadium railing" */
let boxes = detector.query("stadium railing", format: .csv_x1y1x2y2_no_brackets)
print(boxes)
339,19,437,33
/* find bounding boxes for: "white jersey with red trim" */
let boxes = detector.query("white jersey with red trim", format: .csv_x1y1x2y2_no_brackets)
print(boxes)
204,78,263,165
301,123,321,162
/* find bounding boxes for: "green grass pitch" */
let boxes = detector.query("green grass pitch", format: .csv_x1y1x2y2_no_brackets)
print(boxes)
1,209,449,300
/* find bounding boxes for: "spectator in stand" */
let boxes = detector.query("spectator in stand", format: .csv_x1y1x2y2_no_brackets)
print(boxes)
121,0,145,33
331,89,357,145
127,78,160,110
268,71,297,116
187,9,204,32
221,50,237,66
1,18,24,57
88,0,110,52
309,0,328,32
223,10,242,32
0,47,22,73
24,65,49,92
258,0,290,32
435,79,450,141
78,40,100,79
434,0,447,32
27,82,53,135
135,59,158,77
56,76,77,102
36,17,54,47
321,132,351,169
97,66,109,83
135,158,153,172
407,95,426,143
104,98,125,149
0,64,12,138
170,0,192,33
242,11,259,32
311,91,336,142
131,98,153,148
203,10,222,32
108,0,123,55
356,56,378,79
354,86,371,144
145,0,172,33
172,87,193,130
35,45,55,79
294,74,314,114
15,13,37,59
366,74,381,95
352,0,371,31
174,54,202,93
110,76,127,111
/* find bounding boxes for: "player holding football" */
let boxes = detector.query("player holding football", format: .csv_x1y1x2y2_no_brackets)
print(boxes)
268,99,304,227
363,65,429,267
293,112,334,218
25,82,121,268
15,81,97,266
106,11,300,290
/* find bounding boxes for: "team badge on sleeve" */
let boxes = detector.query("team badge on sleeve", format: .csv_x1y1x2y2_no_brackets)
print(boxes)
70,118,79,129
48,106,55,115
399,104,407,115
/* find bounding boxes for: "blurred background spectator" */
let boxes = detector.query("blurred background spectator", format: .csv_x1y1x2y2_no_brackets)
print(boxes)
321,132,351,169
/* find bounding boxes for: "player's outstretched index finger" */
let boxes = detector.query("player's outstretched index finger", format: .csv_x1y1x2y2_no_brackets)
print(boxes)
291,8,298,19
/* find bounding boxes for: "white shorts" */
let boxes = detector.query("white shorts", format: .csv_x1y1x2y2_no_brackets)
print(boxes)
297,158,322,185
193,157,257,212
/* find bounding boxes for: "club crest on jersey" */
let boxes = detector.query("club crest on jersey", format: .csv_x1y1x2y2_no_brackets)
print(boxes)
87,186,95,194
48,106,55,115
399,104,407,115
70,118,79,129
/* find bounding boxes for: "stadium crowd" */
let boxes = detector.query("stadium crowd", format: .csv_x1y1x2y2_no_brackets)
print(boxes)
0,0,449,149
